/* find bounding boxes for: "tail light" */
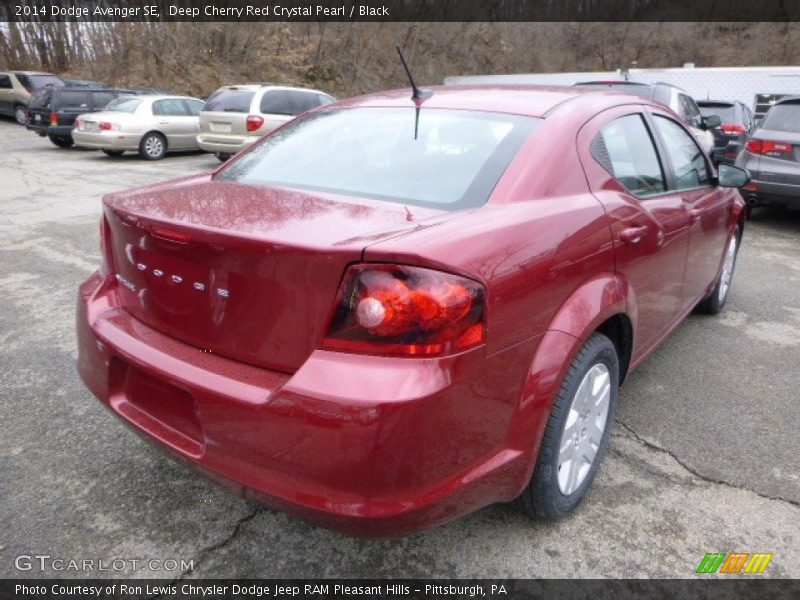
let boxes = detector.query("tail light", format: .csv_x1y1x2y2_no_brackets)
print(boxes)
74,117,80,129
720,123,746,135
746,139,794,158
322,265,486,357
99,121,120,131
50,112,58,126
246,115,264,132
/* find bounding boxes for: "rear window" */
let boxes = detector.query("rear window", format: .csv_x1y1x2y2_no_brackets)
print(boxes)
761,103,800,133
203,89,255,113
29,89,52,108
20,74,64,90
56,90,91,109
104,97,142,113
259,90,324,115
698,104,736,122
218,107,537,210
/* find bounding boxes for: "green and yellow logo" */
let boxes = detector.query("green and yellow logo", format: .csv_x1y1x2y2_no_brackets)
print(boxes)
696,552,773,574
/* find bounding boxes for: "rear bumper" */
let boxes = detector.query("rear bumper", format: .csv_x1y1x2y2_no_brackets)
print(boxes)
196,133,256,155
745,179,800,205
73,130,141,151
76,272,534,536
27,124,73,137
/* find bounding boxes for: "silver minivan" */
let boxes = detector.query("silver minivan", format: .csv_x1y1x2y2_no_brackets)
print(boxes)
197,84,334,161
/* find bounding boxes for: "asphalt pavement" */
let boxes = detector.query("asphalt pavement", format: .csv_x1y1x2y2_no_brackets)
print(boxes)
1,119,798,579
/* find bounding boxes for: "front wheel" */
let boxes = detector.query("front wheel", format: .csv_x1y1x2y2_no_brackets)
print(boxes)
49,135,74,148
697,227,740,314
139,132,166,160
519,332,619,520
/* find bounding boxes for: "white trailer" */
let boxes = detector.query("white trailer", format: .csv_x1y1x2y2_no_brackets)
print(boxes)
445,66,800,119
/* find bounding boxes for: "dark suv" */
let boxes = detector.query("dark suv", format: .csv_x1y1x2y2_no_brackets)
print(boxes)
698,100,755,165
27,87,134,147
735,96,800,210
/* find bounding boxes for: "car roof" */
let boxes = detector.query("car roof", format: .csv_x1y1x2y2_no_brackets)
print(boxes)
215,84,329,95
331,85,662,119
9,70,55,76
127,94,203,102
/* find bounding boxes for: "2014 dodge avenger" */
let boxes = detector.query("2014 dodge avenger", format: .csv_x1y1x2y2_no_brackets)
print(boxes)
76,85,748,535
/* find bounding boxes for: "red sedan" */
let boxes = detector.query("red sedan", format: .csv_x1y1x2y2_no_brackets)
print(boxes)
76,85,747,535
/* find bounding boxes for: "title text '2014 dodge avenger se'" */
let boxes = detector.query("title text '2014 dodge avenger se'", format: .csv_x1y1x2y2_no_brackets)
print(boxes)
76,86,747,536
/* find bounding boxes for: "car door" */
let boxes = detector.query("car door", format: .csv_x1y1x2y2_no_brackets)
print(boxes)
649,111,730,308
152,98,194,149
182,99,204,149
578,107,691,358
0,73,14,116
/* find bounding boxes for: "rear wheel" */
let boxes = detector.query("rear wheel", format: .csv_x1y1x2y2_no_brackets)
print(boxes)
102,149,124,157
697,226,740,314
139,132,166,160
519,333,619,520
49,135,74,148
14,104,27,125
215,152,232,162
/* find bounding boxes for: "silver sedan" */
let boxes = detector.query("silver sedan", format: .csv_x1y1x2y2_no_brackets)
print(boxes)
72,95,205,160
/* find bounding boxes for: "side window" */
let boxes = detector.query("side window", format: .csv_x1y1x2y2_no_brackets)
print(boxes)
259,90,294,115
0,74,11,89
680,94,702,127
153,99,189,116
183,99,205,116
652,115,711,190
317,93,334,106
57,91,91,110
592,114,666,198
91,91,116,110
288,91,321,113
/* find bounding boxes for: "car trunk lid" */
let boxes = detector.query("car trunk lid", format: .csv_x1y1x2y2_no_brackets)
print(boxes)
103,180,447,372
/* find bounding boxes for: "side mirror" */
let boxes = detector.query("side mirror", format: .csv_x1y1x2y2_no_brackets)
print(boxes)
701,114,721,130
717,164,750,188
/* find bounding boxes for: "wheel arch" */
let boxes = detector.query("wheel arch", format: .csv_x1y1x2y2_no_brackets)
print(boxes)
141,129,168,150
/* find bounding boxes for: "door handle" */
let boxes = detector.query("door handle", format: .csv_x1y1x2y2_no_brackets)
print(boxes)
619,225,648,245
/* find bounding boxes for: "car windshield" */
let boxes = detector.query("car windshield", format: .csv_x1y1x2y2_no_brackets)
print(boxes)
204,89,255,112
699,104,736,122
104,97,142,113
761,103,800,133
218,107,538,209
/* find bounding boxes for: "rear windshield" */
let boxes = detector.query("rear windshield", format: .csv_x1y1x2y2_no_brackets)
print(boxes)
218,107,538,210
203,89,255,113
29,89,52,108
20,74,64,90
699,104,736,122
761,103,800,133
104,97,142,113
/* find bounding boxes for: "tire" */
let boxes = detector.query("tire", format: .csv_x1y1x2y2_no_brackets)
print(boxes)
102,149,124,157
49,135,74,148
696,226,740,315
519,332,619,520
139,132,166,160
14,104,27,125
215,152,232,162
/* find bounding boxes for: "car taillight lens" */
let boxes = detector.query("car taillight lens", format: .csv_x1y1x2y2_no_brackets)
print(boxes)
74,118,80,129
746,139,794,157
322,265,486,357
246,115,264,132
720,123,746,135
50,112,58,126
99,121,119,131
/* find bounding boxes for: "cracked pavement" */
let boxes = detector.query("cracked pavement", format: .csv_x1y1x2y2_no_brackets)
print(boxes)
1,120,798,579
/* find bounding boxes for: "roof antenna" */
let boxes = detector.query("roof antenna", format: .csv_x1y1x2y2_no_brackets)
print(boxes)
396,46,432,101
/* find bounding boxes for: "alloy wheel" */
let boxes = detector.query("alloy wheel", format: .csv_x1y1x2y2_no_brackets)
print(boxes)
145,135,164,158
15,106,26,125
557,363,611,495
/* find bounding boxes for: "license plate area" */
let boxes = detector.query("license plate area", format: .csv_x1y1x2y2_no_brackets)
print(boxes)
209,122,232,133
83,121,96,131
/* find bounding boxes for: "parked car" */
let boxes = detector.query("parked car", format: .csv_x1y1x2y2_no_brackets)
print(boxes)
27,86,135,147
0,70,64,125
698,100,755,165
72,95,205,159
77,85,747,536
197,84,334,161
736,96,800,210
574,81,717,155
